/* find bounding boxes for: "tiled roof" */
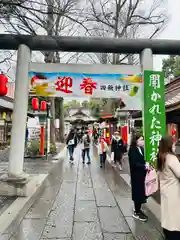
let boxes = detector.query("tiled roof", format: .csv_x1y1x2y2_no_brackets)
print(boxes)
165,77,180,107
165,93,180,106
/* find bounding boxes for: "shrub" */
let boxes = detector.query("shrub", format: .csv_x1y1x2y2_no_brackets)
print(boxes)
44,142,56,154
27,139,40,156
27,139,56,156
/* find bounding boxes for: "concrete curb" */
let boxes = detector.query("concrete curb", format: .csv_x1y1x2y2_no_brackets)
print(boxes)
0,174,47,236
0,145,66,236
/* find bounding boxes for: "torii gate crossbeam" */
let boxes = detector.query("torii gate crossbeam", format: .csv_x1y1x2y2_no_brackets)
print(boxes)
0,34,180,54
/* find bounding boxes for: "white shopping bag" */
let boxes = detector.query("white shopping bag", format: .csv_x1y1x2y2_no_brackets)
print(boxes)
111,152,114,163
68,138,75,145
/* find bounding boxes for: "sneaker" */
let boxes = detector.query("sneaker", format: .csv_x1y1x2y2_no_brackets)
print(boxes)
82,161,85,164
112,162,116,167
69,157,74,164
100,165,102,168
119,164,122,171
87,161,91,165
133,211,148,222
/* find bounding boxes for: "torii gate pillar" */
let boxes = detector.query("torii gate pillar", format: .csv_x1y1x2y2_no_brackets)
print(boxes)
8,44,31,178
5,44,31,180
140,48,153,71
0,45,33,196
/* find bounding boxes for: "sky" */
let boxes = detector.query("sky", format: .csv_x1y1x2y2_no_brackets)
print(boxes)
154,0,180,70
0,0,179,84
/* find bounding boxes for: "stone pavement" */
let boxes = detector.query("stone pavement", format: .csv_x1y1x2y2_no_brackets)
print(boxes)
0,146,164,240
0,143,65,226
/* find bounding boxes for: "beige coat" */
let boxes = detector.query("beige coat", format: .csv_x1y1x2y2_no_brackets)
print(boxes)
159,154,180,231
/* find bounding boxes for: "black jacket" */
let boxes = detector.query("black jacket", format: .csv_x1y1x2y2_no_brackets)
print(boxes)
66,132,77,147
128,146,147,203
111,137,124,159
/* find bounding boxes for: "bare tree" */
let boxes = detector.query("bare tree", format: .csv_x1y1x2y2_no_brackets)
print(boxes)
81,0,168,117
0,51,14,73
0,0,87,144
85,0,168,64
0,0,25,16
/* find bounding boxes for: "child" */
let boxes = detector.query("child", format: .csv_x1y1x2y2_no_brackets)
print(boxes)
98,137,108,168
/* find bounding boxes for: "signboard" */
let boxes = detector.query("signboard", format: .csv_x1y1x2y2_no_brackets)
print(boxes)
28,127,40,140
143,70,166,163
29,72,143,110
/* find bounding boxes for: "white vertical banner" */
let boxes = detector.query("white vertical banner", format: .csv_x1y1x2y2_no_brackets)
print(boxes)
55,119,59,128
47,118,50,153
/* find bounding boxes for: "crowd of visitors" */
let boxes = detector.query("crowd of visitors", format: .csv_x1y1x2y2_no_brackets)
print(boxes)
65,126,180,239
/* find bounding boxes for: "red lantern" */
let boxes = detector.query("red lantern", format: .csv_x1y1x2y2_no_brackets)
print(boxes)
0,73,8,96
40,101,47,111
32,98,39,111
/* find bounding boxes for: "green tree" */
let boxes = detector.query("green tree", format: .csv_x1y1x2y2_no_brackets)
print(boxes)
81,100,89,108
88,99,101,118
162,55,180,79
62,100,81,116
88,98,121,118
173,56,180,77
162,56,175,78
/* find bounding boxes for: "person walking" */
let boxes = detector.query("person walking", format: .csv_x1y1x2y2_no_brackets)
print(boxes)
128,133,148,222
93,126,98,145
66,129,77,162
157,136,180,239
111,131,124,170
98,137,109,168
25,126,29,148
24,124,29,156
82,130,91,164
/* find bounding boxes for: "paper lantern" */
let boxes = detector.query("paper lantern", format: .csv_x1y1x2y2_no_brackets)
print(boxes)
40,101,47,111
0,73,8,96
31,98,39,111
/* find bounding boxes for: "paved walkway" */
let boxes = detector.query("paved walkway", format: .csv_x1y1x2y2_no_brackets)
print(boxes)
1,146,164,240
0,143,65,226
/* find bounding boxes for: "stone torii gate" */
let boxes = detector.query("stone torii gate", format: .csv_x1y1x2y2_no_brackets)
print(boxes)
0,34,178,196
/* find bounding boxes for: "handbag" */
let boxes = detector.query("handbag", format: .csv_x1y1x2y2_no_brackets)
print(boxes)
68,138,75,145
145,167,158,197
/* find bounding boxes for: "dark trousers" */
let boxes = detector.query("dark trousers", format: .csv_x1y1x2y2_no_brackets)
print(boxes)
114,151,122,164
163,229,180,240
68,145,75,160
82,148,91,163
134,202,142,213
100,152,106,166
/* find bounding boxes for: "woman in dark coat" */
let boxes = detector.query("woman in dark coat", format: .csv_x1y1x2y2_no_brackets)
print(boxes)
128,133,148,222
111,131,124,170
